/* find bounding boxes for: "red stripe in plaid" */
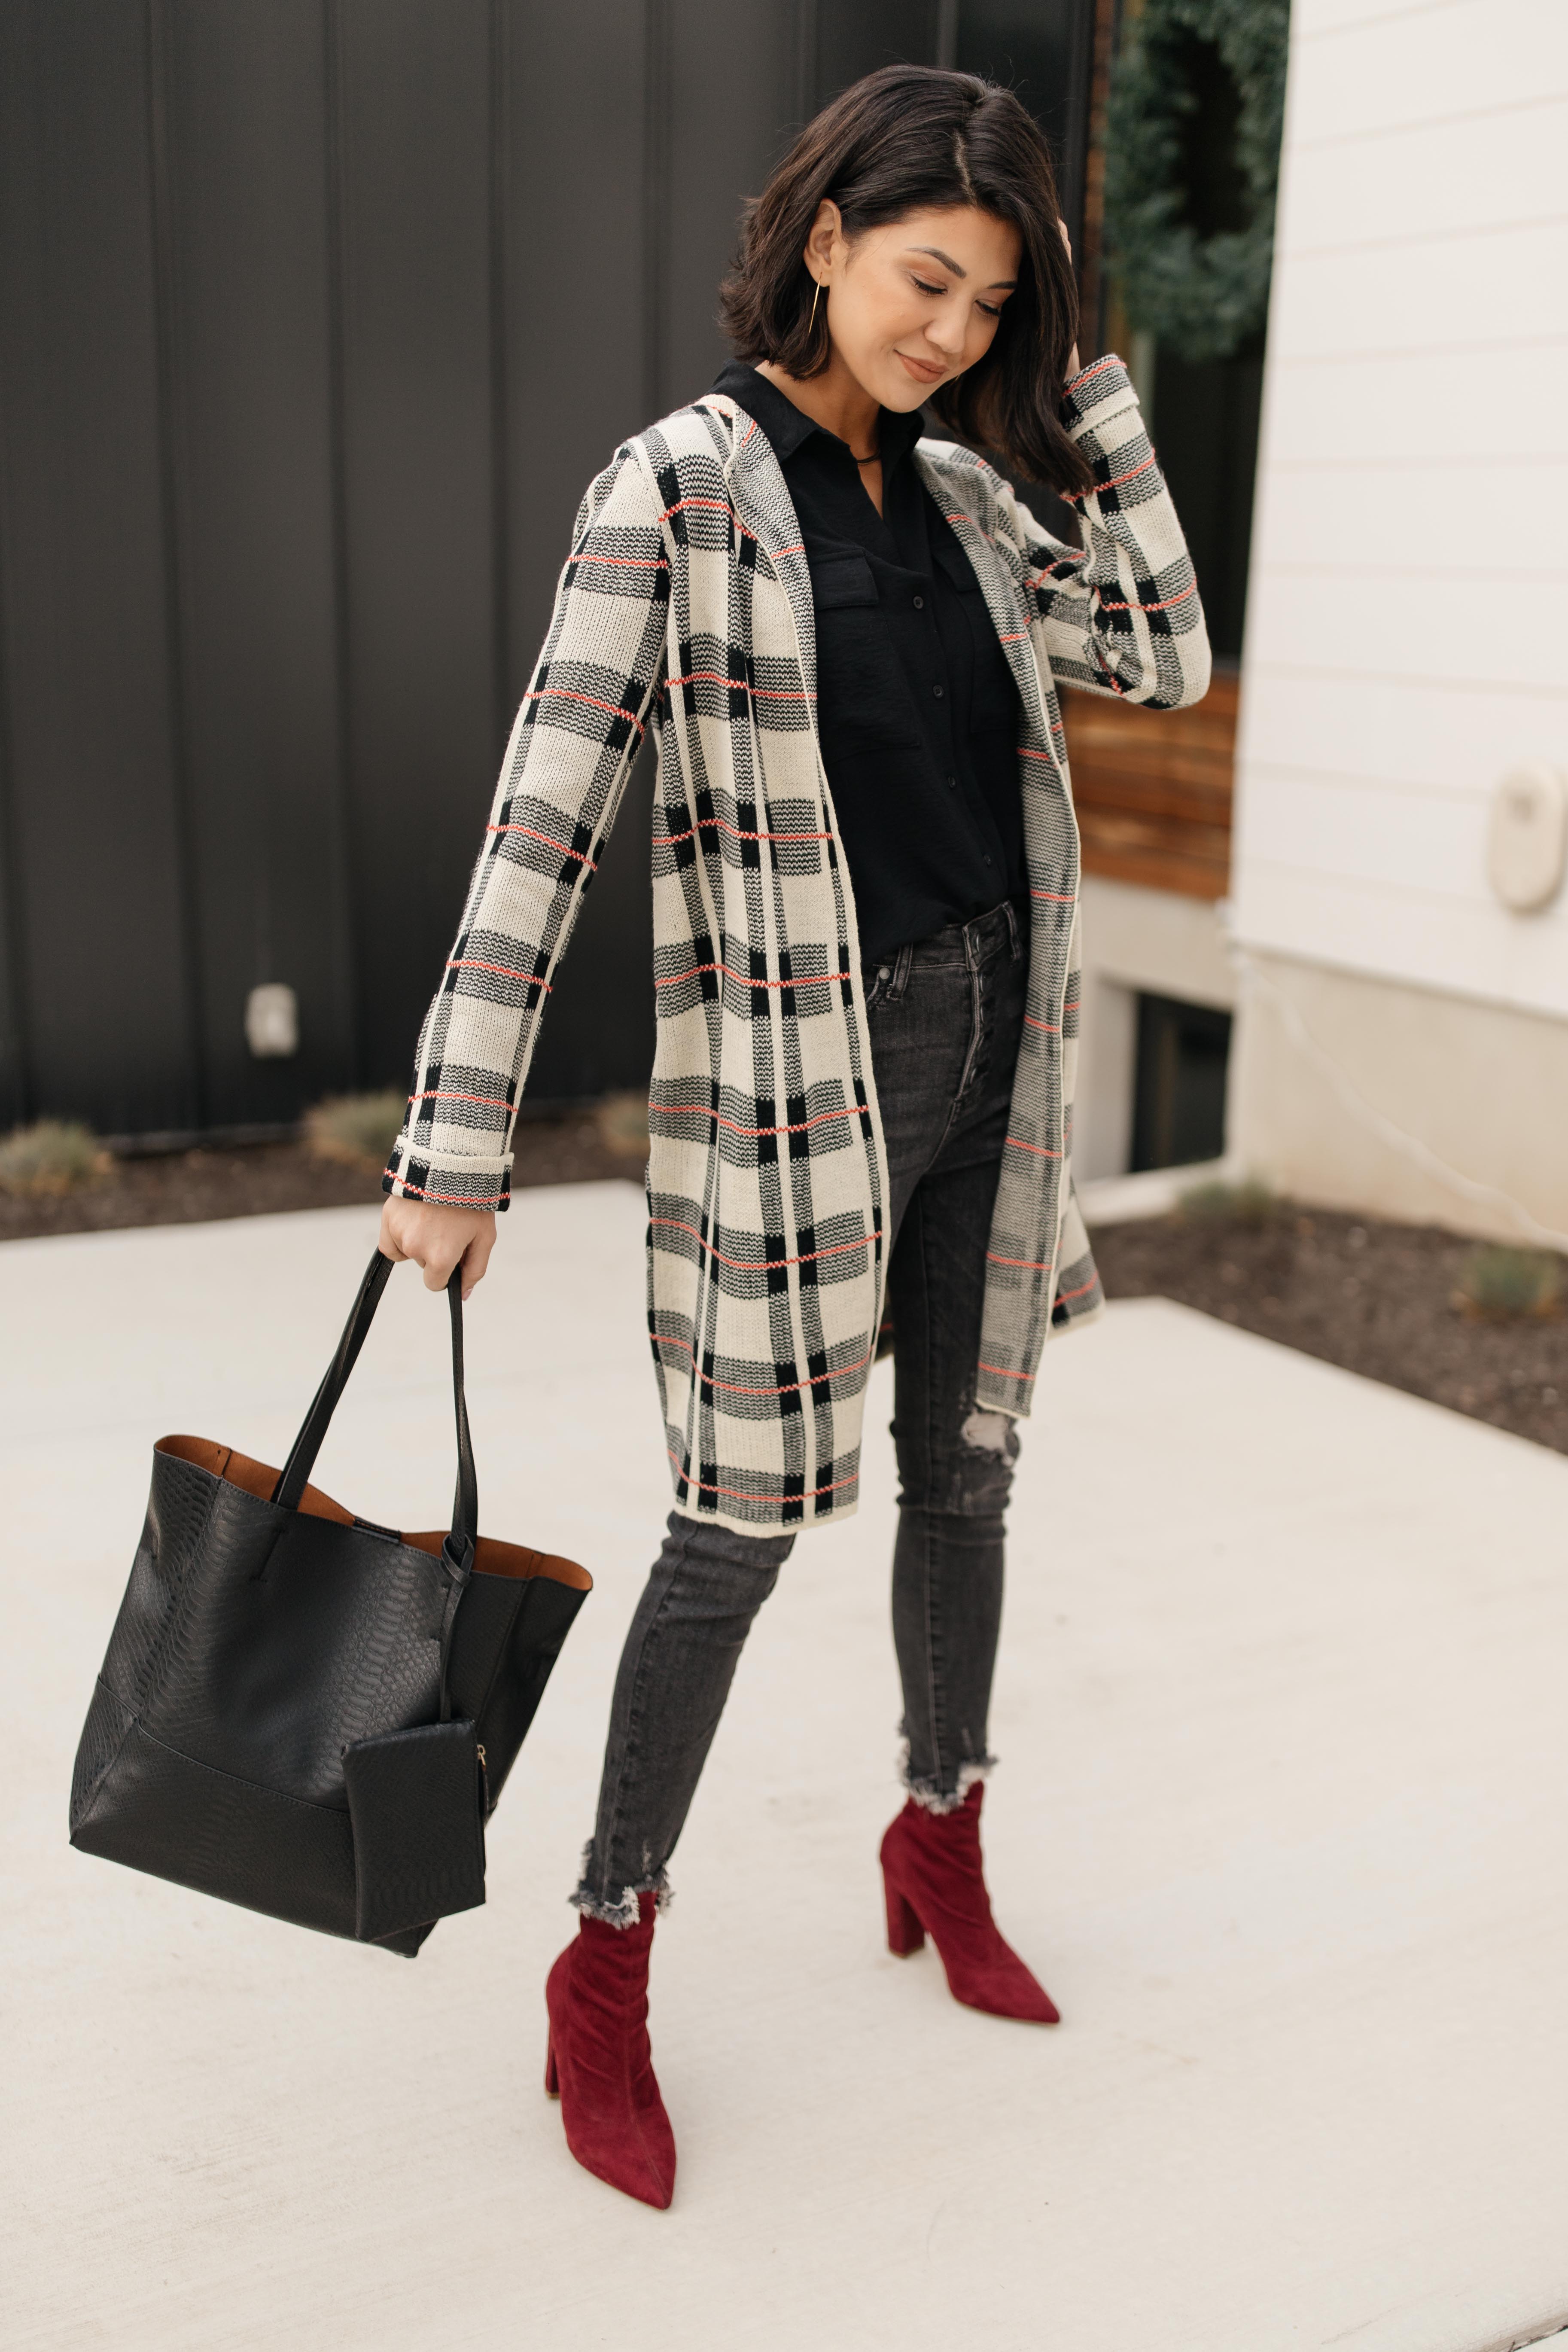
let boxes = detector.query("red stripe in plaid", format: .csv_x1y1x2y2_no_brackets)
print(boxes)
487,823,598,867
654,1330,874,1397
1098,582,1200,615
649,1098,856,1138
654,960,847,992
1066,450,1159,502
650,1214,880,1272
668,1451,862,1504
393,1174,505,1208
522,684,648,737
658,494,761,544
408,1088,513,1110
653,817,833,848
1055,1275,1099,1307
664,668,815,704
445,957,553,990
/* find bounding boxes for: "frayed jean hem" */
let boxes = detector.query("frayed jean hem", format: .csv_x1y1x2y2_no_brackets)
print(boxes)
898,1737,996,1815
569,1843,673,1929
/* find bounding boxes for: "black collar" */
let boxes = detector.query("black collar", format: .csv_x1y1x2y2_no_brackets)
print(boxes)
709,360,926,476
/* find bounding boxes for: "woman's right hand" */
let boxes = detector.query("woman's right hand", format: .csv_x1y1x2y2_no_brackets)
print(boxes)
378,1195,497,1301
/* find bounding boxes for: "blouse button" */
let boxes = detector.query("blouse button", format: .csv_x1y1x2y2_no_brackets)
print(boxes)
912,594,925,609
932,683,945,699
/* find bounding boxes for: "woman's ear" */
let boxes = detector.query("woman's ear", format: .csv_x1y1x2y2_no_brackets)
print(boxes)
803,198,843,283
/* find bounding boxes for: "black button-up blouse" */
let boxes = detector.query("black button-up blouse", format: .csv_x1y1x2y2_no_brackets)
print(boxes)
710,361,1024,967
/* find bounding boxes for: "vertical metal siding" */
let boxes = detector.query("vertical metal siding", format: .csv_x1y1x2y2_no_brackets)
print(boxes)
0,0,1088,1138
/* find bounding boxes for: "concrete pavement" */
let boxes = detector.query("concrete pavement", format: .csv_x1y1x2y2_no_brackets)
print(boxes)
5,1185,1568,2352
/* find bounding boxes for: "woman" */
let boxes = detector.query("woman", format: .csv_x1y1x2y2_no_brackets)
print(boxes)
380,64,1208,2208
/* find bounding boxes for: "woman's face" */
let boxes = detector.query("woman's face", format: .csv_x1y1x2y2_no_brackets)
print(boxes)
808,202,1023,410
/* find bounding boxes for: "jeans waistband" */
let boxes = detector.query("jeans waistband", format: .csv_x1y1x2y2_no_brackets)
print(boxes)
866,899,1023,975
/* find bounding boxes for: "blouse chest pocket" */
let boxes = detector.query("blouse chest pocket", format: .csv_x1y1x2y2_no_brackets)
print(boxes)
811,551,877,611
810,549,924,756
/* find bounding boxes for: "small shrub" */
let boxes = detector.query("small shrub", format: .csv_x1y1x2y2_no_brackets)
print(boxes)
0,1118,112,1196
1453,1244,1562,1322
304,1090,407,1172
1177,1176,1278,1227
596,1090,650,1161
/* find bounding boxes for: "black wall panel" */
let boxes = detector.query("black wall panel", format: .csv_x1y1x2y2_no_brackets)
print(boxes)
0,2,197,1133
664,2,800,413
503,0,649,673
158,0,354,1125
0,0,1091,1139
332,0,499,1092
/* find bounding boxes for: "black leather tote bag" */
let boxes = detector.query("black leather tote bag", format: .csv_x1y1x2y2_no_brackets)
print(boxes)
69,1248,590,1957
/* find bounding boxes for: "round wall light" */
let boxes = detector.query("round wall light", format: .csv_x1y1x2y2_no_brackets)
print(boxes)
1486,765,1568,913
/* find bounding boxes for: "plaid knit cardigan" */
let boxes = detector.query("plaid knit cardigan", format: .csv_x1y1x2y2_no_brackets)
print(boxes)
386,353,1209,1533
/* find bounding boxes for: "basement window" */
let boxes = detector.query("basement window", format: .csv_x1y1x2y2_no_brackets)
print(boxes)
1130,992,1232,1172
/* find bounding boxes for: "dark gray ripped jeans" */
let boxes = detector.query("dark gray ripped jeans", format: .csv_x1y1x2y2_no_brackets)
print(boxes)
575,899,1027,1923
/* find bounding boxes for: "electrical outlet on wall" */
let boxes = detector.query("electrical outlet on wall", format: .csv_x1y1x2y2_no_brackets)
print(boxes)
1487,766,1568,914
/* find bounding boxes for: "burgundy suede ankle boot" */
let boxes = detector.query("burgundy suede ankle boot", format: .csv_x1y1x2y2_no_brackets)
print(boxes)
544,1892,676,2209
879,1782,1060,2024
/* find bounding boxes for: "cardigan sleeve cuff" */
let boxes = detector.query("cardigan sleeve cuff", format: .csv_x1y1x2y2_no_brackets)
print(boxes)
383,1143,512,1213
1060,353,1141,440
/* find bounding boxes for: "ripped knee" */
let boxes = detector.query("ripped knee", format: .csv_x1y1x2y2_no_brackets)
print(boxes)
959,1406,1017,1458
939,1402,1019,1514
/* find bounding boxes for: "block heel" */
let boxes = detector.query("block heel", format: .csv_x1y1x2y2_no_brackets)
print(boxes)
883,1871,926,1957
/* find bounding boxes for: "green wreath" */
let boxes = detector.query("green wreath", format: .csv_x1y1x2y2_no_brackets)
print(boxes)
1104,0,1289,366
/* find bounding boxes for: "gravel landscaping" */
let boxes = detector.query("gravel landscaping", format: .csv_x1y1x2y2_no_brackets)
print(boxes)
1092,1202,1568,1456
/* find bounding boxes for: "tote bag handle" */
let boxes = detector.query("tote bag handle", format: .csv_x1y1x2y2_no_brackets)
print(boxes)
272,1250,479,1555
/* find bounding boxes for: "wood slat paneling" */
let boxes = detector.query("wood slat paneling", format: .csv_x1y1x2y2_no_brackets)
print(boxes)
1062,667,1237,900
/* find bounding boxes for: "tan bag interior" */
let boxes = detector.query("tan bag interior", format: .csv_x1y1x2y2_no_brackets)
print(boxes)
156,1434,592,1590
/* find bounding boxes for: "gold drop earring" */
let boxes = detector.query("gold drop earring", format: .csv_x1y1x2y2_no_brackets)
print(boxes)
810,278,822,335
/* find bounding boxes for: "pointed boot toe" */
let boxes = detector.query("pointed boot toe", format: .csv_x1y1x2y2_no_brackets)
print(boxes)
544,1895,677,2209
880,1782,1060,2026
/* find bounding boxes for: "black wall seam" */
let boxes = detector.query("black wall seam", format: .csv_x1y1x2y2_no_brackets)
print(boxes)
0,426,31,1127
935,0,958,71
488,0,512,763
795,0,819,124
145,0,207,1128
642,0,671,423
322,0,363,1090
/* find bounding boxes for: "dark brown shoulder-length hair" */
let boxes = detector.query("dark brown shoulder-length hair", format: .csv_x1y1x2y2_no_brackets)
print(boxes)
719,64,1092,500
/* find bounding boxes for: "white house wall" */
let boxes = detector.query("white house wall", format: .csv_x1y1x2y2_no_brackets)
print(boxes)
1233,0,1568,1020
1225,0,1568,1239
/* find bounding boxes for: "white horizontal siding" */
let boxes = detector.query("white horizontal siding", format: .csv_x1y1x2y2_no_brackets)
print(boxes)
1245,567,1568,691
1234,865,1568,1020
1233,0,1568,1021
1271,219,1568,361
1239,674,1568,798
1288,0,1568,143
1251,460,1568,574
1264,345,1565,467
1281,102,1568,252
1290,0,1478,43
